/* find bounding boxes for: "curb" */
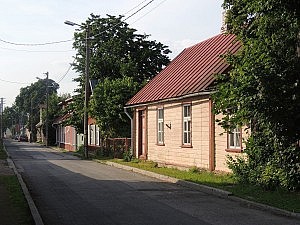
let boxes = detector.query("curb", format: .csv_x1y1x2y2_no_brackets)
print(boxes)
104,161,232,198
4,144,44,225
104,161,300,219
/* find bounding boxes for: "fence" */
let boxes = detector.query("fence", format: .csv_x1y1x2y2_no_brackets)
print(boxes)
88,137,131,158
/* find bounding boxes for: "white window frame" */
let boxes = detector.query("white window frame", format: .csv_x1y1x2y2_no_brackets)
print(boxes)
228,127,241,149
183,104,191,145
96,125,100,146
157,108,164,144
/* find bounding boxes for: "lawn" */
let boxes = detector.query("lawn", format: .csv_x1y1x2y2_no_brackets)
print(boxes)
104,158,300,213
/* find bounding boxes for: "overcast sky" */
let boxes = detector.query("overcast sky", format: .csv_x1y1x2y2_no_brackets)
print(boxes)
0,0,223,107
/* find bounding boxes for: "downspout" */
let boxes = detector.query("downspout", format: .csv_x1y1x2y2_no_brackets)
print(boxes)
209,98,215,171
124,106,133,154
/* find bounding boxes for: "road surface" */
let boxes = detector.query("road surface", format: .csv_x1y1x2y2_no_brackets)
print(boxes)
4,139,299,225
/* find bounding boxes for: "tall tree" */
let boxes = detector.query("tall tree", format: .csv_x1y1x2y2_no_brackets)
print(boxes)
68,14,171,134
6,78,59,142
90,76,139,138
213,0,300,190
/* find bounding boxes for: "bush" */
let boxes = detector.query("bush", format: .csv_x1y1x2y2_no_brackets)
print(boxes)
227,132,300,191
96,147,113,158
123,150,133,162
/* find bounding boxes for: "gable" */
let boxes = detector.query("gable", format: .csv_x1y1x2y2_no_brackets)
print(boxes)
127,33,240,106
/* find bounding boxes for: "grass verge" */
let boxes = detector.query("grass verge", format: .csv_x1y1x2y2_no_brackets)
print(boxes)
0,139,34,225
101,158,300,213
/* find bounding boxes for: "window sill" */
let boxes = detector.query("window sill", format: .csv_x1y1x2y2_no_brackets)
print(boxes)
156,143,165,146
181,144,193,148
225,148,243,153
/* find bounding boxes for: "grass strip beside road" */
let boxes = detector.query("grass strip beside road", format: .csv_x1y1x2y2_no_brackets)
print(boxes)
102,159,300,213
0,140,34,225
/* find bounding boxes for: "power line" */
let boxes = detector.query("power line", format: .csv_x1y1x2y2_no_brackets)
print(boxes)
0,78,31,85
0,0,155,48
123,0,155,22
130,0,167,25
91,0,155,40
57,61,74,83
0,37,72,46
0,46,74,53
123,0,149,15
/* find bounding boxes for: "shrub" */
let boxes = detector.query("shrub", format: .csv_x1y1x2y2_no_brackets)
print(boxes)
123,150,133,162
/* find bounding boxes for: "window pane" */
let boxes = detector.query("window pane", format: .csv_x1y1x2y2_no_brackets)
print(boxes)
158,108,163,119
229,133,234,147
235,132,241,147
187,105,191,117
184,105,191,117
184,133,187,143
187,121,191,131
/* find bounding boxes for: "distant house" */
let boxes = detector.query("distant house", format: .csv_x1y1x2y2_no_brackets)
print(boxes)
53,99,78,151
53,98,101,151
125,33,244,171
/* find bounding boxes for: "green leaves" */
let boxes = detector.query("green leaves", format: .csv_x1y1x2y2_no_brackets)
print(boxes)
70,14,171,137
215,0,300,190
90,76,139,138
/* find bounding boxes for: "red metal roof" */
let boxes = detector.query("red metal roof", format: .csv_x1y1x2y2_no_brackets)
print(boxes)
126,33,240,106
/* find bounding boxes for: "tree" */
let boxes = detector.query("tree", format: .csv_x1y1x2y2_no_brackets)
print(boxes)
90,76,139,138
4,78,59,143
213,0,300,190
68,14,171,135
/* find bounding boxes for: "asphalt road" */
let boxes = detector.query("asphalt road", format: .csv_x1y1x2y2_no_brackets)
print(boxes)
4,139,300,225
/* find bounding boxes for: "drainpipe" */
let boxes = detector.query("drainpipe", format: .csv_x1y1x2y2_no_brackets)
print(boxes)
124,107,133,154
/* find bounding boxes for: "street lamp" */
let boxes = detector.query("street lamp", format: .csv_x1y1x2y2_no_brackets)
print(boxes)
65,20,90,159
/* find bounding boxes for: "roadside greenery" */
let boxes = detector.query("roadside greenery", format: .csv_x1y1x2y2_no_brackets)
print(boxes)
0,140,34,225
90,76,139,138
2,79,68,145
213,0,300,190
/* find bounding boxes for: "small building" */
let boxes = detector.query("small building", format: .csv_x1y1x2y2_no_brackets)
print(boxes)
53,98,101,151
125,33,244,171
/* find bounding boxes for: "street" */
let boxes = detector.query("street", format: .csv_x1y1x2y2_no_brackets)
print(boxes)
4,139,300,225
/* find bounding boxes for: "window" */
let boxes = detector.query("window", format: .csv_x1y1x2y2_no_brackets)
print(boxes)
183,104,191,145
228,127,241,149
157,108,164,144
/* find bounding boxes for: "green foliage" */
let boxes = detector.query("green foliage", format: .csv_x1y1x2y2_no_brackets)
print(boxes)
123,150,133,162
96,147,114,158
90,76,139,137
214,0,300,190
3,79,60,143
189,166,200,173
69,14,171,137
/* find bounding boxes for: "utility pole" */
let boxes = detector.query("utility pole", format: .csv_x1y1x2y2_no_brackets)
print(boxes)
0,98,3,139
30,96,33,142
83,24,90,159
64,20,90,159
45,72,49,146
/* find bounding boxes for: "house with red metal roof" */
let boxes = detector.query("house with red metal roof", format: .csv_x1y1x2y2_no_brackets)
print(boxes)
125,33,244,171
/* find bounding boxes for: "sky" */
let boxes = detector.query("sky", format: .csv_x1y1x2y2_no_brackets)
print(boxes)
0,0,223,107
